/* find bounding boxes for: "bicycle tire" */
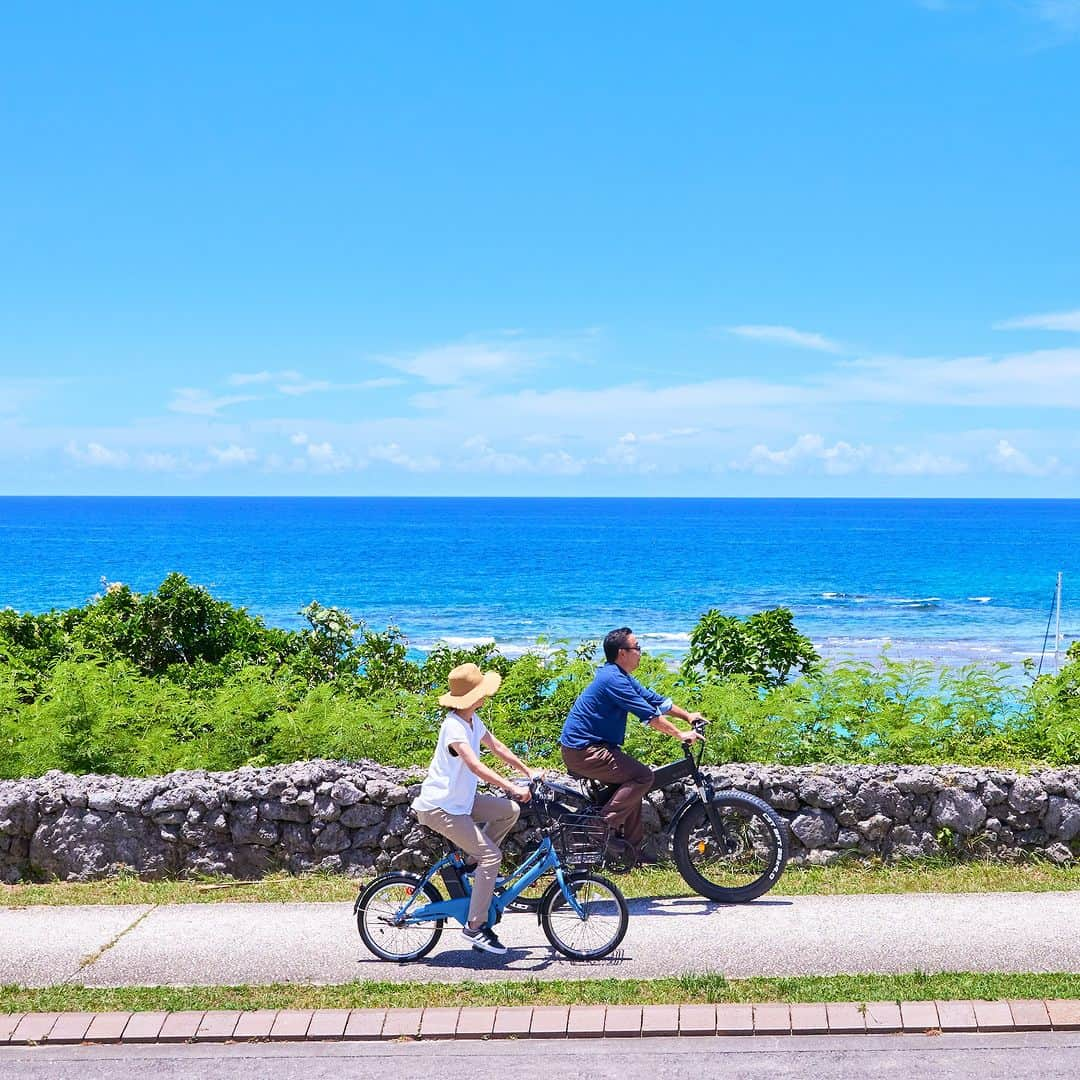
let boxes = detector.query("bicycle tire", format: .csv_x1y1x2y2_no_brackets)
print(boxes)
672,791,788,903
539,872,629,960
356,872,445,962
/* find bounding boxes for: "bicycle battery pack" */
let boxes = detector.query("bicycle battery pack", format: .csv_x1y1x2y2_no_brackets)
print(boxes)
650,757,695,790
439,864,468,899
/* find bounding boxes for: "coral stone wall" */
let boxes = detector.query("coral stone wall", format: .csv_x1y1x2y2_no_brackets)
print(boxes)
1,760,1078,883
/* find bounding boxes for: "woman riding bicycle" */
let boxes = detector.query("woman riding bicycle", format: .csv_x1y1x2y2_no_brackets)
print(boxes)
560,627,703,859
411,662,540,956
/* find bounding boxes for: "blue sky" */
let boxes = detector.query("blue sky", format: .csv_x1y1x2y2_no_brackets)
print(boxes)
2,0,1079,496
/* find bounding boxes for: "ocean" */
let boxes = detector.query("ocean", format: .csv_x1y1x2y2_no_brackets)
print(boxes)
0,497,1077,668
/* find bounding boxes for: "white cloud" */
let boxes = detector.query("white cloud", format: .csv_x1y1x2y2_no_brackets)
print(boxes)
988,439,1061,476
140,452,182,472
277,375,402,396
602,432,642,468
278,378,332,396
304,440,353,471
727,324,844,353
732,436,970,477
0,377,67,415
368,442,441,472
379,331,592,386
995,309,1080,332
381,342,533,386
880,451,968,476
917,0,1080,35
826,348,1080,407
1031,0,1080,34
537,449,587,475
170,388,257,416
208,444,257,466
457,436,531,475
356,377,405,390
66,441,129,467
734,434,871,475
228,370,301,386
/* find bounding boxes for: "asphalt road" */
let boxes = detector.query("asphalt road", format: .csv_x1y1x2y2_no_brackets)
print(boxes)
3,890,1079,986
3,1033,1080,1079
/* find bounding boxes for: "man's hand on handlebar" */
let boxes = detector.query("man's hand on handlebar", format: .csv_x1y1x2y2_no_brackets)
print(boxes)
682,714,707,743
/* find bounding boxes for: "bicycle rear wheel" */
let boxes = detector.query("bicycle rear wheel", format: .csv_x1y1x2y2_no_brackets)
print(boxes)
356,873,444,961
539,872,628,960
672,792,788,903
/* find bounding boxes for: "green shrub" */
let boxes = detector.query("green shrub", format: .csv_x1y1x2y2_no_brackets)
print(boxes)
1,576,1078,778
682,607,819,688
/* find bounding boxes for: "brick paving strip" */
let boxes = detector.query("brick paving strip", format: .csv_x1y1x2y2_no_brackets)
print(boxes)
2,1001,1080,1045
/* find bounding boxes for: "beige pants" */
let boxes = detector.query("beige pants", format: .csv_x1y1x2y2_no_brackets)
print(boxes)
416,793,521,927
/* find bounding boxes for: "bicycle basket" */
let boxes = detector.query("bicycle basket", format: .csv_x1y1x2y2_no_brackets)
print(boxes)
553,812,609,870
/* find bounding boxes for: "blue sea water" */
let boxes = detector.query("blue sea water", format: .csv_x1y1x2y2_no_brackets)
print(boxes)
0,497,1077,668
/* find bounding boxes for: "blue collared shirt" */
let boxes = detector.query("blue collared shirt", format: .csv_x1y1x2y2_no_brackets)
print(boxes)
559,662,673,750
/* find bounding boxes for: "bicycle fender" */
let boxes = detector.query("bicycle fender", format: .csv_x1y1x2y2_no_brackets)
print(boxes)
667,793,704,836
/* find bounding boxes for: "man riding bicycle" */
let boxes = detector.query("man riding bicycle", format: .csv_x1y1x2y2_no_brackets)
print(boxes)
559,627,703,858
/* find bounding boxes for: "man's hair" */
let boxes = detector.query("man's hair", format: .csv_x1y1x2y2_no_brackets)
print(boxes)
603,627,634,663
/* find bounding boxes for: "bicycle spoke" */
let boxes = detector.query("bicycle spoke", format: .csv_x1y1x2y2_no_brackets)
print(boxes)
545,878,624,957
359,879,442,961
688,806,775,887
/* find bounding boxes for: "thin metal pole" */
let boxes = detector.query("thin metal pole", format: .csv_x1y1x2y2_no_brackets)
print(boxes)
1055,572,1063,671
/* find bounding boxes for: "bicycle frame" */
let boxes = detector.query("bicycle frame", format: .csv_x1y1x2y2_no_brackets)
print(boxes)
383,835,587,929
553,728,718,842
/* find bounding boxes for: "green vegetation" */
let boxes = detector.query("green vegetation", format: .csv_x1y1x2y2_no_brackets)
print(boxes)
1,574,1078,778
2,972,1078,1013
4,859,1080,908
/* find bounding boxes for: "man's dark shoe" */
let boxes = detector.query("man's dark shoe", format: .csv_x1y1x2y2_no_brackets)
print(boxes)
604,836,638,872
462,923,507,955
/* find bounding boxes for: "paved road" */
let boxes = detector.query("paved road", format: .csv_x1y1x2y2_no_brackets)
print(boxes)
3,1033,1080,1079
3,890,1079,986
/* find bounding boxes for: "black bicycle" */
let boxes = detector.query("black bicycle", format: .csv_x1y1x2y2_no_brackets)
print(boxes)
526,720,789,904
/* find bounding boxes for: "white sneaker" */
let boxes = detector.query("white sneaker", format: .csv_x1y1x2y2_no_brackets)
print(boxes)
462,923,507,955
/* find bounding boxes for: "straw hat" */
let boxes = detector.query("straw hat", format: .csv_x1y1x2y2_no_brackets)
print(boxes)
439,662,502,709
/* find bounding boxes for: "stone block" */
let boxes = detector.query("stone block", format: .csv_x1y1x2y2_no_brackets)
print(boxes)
343,1010,386,1040
530,1006,569,1038
84,1012,131,1043
826,1003,866,1034
753,1004,790,1035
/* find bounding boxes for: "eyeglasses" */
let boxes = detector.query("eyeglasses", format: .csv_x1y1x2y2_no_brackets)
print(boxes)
622,644,642,653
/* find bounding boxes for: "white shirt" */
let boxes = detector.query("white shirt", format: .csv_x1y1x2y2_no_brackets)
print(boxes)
412,710,488,816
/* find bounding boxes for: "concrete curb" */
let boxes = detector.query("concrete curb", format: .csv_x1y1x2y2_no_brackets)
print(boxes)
2,999,1080,1045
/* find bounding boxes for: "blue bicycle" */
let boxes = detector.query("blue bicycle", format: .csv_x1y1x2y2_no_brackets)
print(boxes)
355,780,629,962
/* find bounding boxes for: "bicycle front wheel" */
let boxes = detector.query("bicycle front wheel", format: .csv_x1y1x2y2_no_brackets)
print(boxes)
672,792,789,903
539,872,628,960
356,873,444,962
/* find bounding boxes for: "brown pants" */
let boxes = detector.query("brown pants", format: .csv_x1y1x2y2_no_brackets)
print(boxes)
415,793,520,927
561,743,653,848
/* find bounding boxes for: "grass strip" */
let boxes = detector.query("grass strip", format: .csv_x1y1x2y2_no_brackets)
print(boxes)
4,859,1080,908
3,972,1079,1014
